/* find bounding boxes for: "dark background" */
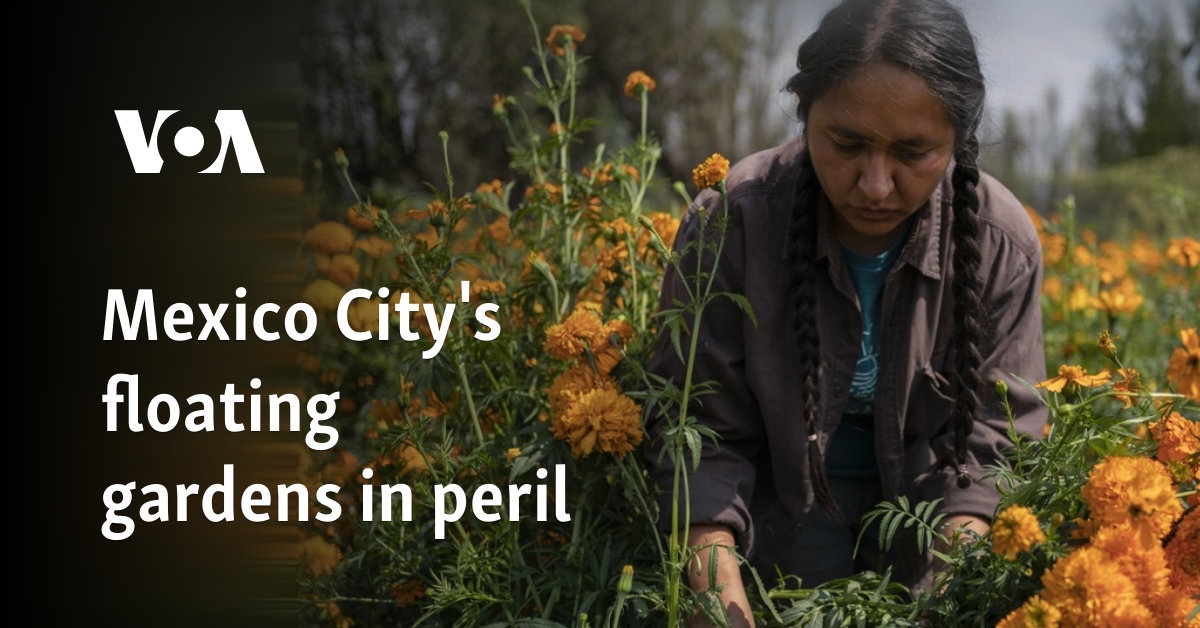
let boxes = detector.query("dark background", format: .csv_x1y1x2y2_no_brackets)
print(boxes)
25,2,306,625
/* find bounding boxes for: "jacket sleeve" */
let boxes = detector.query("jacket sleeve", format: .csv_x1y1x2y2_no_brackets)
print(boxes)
641,188,767,552
931,215,1049,522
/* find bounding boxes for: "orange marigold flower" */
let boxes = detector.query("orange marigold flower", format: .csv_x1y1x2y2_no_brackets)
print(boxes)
1166,328,1200,403
1036,364,1111,395
549,386,643,458
492,93,508,116
1081,456,1183,547
302,221,356,254
996,594,1062,628
1164,507,1199,594
1096,241,1130,284
544,307,606,361
1039,546,1155,626
1024,205,1045,232
1166,236,1200,267
1089,523,1172,603
692,153,730,190
344,297,381,334
1089,276,1144,315
299,279,346,312
1150,586,1199,628
545,24,585,56
1111,367,1143,409
624,70,657,98
547,363,613,418
345,203,380,231
326,253,360,287
354,235,393,259
1129,232,1165,274
1040,232,1067,266
390,578,426,607
991,504,1046,560
298,535,343,578
1149,411,1200,481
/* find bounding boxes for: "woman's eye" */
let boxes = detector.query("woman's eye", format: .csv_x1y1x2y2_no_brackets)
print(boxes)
897,150,929,163
831,140,860,153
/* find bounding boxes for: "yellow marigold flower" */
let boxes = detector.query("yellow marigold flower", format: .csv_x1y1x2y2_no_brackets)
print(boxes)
1089,523,1172,603
1036,364,1112,395
1064,283,1091,312
326,253,360,287
1090,277,1144,314
299,279,346,312
1111,367,1143,409
545,24,585,56
1164,507,1199,594
1039,546,1155,626
1149,411,1200,481
991,504,1046,560
492,94,508,116
549,386,643,458
1166,236,1200,267
345,203,380,231
1166,328,1200,403
624,70,657,98
298,535,342,577
996,594,1062,628
302,221,356,254
1081,456,1183,547
692,153,730,191
506,447,521,464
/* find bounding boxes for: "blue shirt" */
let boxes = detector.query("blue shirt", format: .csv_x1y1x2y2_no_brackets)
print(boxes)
826,235,906,477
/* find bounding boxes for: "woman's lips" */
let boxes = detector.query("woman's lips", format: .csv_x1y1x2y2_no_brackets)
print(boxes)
853,207,898,222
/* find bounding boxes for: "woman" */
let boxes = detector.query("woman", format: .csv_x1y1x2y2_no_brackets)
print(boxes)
643,0,1048,625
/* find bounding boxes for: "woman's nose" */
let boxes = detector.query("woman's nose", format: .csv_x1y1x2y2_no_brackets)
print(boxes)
857,153,895,203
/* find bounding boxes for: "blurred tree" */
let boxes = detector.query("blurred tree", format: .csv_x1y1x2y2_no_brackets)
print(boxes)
297,0,794,211
1082,0,1200,167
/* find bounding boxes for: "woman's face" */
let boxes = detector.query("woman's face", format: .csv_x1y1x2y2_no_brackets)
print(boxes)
806,62,956,255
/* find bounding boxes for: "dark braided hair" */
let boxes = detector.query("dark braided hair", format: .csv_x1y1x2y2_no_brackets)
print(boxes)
784,0,987,514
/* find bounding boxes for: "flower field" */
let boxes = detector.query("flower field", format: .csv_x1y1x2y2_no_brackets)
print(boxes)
293,9,1199,627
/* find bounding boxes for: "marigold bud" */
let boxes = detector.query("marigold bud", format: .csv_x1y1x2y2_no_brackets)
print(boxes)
995,379,1008,397
618,564,634,594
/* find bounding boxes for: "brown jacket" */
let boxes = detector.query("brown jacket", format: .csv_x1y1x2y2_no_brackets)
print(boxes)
644,135,1048,559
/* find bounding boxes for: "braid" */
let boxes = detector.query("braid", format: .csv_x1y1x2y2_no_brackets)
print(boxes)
949,138,984,489
787,150,841,517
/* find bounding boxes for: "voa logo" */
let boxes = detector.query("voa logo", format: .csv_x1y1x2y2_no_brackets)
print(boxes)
114,110,264,174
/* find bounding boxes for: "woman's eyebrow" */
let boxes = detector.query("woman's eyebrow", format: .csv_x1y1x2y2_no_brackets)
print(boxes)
827,125,938,149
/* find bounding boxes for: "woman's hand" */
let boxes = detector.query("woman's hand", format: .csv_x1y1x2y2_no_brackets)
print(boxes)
686,524,755,628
